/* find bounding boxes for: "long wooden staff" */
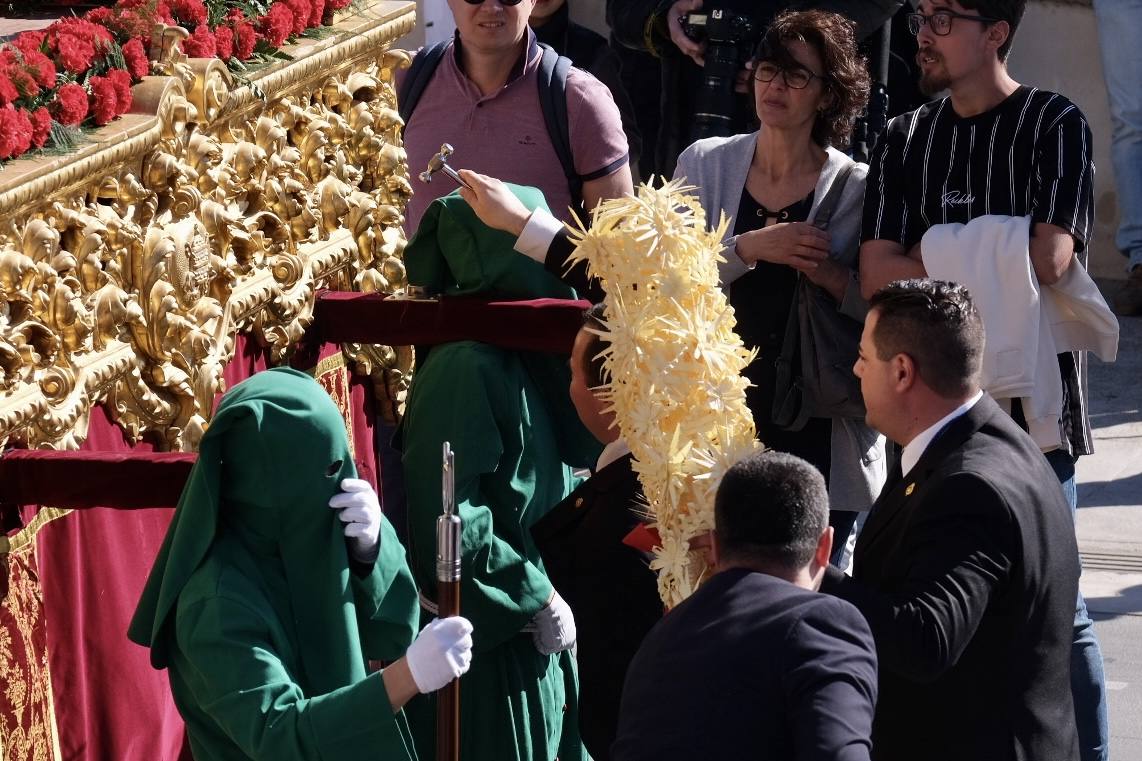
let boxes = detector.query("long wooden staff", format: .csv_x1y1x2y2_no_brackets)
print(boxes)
436,442,461,761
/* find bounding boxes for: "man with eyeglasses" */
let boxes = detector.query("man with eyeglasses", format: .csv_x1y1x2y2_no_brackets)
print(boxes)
400,0,633,234
857,4,1109,758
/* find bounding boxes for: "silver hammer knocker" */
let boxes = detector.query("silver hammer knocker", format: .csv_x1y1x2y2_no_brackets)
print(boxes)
419,143,470,189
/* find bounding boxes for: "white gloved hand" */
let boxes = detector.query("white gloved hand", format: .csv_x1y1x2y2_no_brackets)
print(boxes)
328,478,382,562
530,591,576,655
405,617,474,693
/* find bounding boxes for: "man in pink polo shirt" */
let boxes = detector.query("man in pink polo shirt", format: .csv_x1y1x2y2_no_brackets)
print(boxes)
401,0,632,234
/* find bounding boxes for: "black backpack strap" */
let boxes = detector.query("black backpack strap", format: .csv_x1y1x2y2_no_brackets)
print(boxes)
398,40,451,133
536,43,582,211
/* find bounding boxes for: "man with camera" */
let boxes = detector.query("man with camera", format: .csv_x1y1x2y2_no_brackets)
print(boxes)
607,0,903,175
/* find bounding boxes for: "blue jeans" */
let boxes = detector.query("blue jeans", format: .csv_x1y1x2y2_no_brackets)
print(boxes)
1044,448,1110,761
1095,0,1142,270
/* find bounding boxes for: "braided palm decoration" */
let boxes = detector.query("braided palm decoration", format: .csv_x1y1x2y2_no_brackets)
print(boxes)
567,180,759,607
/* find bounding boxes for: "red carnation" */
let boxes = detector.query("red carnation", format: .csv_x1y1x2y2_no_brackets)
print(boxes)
51,82,88,126
327,0,351,12
53,34,97,74
168,0,208,26
309,0,327,27
0,106,34,160
88,75,119,126
85,8,114,26
29,107,52,149
214,26,235,61
181,24,217,58
0,75,17,108
234,20,258,60
7,66,39,100
47,19,113,74
260,3,295,48
13,32,46,57
122,38,149,80
21,50,57,89
286,0,310,35
107,69,133,116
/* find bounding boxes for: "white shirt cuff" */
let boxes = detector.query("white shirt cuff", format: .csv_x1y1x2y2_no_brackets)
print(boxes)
515,209,563,264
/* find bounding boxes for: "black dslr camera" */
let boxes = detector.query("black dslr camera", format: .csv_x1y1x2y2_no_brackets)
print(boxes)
680,9,760,140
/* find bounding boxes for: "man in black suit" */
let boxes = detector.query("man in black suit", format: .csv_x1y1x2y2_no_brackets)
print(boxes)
612,450,878,761
531,303,663,761
824,279,1081,760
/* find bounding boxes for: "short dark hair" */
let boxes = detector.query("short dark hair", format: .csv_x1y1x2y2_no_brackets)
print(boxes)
868,279,985,399
956,0,1027,60
714,451,829,571
579,302,608,389
753,10,871,149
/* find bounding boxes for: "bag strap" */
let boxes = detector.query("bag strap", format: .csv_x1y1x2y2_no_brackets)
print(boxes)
398,40,451,132
811,160,856,231
536,43,583,212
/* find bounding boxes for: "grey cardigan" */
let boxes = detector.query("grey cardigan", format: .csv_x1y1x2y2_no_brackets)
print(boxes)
674,132,886,514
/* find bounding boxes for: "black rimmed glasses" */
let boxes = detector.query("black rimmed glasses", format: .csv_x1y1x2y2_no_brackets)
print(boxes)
462,0,525,5
907,11,1001,36
753,62,824,90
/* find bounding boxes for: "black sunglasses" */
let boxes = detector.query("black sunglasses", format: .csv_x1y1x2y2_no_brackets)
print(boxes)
906,11,1001,36
462,0,526,5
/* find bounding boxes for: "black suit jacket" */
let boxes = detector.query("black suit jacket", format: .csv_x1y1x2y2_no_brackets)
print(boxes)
543,229,605,303
531,453,662,761
613,568,878,761
823,395,1080,760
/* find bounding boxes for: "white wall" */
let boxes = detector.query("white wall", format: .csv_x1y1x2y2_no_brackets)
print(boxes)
1008,2,1125,279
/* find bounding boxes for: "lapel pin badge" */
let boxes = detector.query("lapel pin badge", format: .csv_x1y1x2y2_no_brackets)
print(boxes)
904,482,915,496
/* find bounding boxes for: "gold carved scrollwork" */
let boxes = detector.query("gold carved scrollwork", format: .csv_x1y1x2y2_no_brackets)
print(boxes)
0,1,417,452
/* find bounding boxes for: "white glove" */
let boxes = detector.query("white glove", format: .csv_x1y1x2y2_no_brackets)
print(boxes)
405,617,474,693
328,478,382,562
530,591,576,655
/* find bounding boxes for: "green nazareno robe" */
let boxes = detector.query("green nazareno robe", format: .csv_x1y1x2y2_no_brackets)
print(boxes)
129,367,421,760
399,187,601,761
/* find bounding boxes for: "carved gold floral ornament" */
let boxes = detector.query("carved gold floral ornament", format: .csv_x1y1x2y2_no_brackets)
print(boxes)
0,1,418,453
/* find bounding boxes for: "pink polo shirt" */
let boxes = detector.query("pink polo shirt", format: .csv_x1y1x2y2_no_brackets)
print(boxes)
402,31,629,233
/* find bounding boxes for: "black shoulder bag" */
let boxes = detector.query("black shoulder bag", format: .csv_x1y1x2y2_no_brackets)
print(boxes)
771,161,865,431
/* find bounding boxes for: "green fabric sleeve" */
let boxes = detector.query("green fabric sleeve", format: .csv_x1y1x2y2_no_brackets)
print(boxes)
353,515,420,661
174,595,414,760
403,345,555,652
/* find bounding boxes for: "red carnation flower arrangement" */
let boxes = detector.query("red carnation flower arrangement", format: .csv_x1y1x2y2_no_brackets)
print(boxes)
0,0,357,164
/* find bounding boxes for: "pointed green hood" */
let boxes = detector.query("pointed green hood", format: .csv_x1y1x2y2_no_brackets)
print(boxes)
128,368,371,695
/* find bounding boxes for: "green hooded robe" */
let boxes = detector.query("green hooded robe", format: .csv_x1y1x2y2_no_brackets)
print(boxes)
399,188,601,761
129,367,421,760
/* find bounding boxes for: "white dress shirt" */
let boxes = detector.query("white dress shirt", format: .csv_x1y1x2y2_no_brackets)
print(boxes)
900,391,984,478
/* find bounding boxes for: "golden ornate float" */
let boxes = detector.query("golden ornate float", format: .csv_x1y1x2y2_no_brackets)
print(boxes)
0,5,416,756
0,0,416,454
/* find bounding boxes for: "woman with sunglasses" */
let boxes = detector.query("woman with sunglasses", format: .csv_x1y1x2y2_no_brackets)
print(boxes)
673,9,883,564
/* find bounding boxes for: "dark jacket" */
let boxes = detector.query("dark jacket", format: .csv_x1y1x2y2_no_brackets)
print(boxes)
613,568,877,761
532,453,663,761
823,394,1081,761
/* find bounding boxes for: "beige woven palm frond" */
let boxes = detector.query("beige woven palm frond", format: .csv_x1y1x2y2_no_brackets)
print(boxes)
567,180,760,607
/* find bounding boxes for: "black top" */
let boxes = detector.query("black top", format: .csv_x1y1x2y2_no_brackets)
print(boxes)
731,187,832,477
613,568,877,761
531,453,662,761
823,394,1081,760
863,85,1093,250
862,85,1096,457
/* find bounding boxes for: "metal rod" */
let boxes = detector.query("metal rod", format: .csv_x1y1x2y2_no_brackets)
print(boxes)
436,441,461,761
